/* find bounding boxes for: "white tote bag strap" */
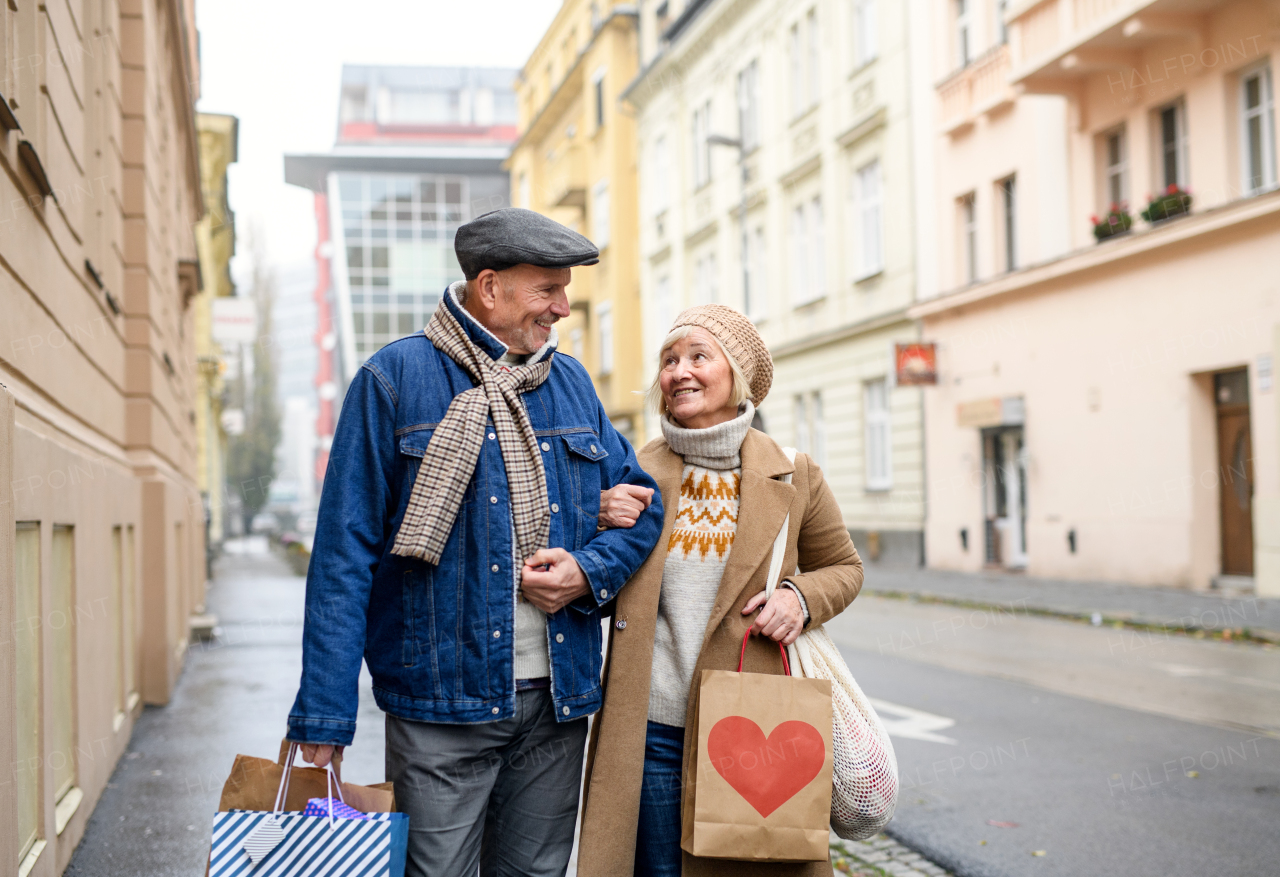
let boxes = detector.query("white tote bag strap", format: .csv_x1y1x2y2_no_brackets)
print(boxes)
765,447,803,675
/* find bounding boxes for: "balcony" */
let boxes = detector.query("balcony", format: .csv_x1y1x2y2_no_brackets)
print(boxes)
938,45,1016,136
546,141,587,210
1007,0,1226,93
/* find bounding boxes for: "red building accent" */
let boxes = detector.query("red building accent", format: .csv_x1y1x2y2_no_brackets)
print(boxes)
311,191,337,486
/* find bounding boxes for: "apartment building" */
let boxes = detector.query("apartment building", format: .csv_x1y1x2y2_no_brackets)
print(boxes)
194,112,239,551
1,2,207,876
507,0,646,444
910,0,1278,594
626,0,926,560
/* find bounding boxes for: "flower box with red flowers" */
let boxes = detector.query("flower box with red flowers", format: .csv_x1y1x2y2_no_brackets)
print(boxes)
1140,184,1192,223
1091,204,1133,242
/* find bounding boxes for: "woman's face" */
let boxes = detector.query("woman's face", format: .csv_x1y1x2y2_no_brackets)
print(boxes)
659,328,739,429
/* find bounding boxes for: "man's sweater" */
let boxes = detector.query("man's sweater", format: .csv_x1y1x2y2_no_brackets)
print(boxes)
648,403,754,726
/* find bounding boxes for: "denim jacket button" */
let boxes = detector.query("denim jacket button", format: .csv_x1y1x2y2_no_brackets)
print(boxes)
551,503,559,513
492,707,500,714
615,619,627,630
493,630,501,638
599,589,608,599
590,444,597,454
491,564,499,573
490,496,498,504
562,706,571,716
555,633,565,643
541,442,550,452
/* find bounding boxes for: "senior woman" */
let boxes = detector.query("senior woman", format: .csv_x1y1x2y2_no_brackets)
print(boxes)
578,304,864,877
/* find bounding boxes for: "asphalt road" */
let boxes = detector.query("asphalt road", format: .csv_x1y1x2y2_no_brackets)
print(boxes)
830,605,1280,877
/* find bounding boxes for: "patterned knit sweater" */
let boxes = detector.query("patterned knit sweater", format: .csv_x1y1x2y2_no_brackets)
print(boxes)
648,403,754,726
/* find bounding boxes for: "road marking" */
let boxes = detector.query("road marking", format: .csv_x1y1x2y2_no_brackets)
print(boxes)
868,698,958,745
1155,664,1280,691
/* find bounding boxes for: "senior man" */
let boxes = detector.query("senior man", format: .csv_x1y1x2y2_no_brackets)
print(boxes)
287,208,663,877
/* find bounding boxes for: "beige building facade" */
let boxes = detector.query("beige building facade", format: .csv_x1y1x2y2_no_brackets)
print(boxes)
627,0,926,560
508,1,646,444
910,0,1279,594
1,2,207,875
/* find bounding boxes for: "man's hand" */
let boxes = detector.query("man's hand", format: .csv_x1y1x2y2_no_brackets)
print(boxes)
598,485,655,529
521,548,590,614
742,588,805,646
300,743,342,768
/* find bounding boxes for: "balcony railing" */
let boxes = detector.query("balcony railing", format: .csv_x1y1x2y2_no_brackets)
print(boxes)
938,45,1016,136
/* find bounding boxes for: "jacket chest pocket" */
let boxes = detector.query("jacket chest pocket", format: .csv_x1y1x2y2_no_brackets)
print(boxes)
560,431,608,523
397,426,476,505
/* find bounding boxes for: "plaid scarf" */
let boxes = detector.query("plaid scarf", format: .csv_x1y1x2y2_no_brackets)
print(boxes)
390,298,554,565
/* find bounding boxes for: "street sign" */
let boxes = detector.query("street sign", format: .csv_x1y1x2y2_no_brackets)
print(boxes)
211,297,258,345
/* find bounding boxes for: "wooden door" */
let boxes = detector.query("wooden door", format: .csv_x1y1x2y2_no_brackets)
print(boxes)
1217,408,1254,575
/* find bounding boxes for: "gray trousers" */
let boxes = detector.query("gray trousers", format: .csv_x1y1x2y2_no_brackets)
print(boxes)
385,690,588,877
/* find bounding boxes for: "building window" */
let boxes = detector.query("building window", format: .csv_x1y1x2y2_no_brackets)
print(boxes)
1242,64,1277,195
518,171,530,209
853,0,877,66
853,160,883,279
746,225,767,320
790,23,804,118
592,67,606,129
806,9,821,108
597,301,614,375
593,180,610,248
811,391,827,467
570,326,585,360
959,192,977,284
956,0,971,68
737,60,760,153
694,250,719,305
653,274,672,357
1157,100,1187,190
999,175,1017,272
16,522,41,863
651,134,670,217
794,394,810,453
51,525,77,808
865,379,892,490
1104,127,1127,207
791,198,825,306
692,101,712,189
994,0,1008,45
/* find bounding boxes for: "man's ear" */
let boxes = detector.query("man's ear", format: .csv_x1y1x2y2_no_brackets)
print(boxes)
471,270,501,311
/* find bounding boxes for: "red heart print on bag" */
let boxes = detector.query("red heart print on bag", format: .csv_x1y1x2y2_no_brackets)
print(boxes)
707,716,826,817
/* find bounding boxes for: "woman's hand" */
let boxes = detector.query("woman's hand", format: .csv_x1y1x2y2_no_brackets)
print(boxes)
742,588,805,646
597,485,655,529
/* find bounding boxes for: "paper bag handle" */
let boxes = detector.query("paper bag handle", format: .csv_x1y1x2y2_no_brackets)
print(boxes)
737,629,791,676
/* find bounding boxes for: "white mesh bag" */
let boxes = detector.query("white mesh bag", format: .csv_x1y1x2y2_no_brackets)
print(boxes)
767,448,899,840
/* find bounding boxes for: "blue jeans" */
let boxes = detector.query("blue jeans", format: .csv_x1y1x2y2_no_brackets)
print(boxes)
635,721,685,877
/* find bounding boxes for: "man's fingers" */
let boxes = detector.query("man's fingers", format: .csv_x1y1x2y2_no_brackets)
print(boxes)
525,547,567,568
741,591,769,614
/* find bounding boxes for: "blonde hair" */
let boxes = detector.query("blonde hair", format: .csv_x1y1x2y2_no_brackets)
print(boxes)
646,325,751,416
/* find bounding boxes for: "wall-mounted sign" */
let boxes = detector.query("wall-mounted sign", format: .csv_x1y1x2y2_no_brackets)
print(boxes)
957,396,1025,429
211,297,258,345
895,343,937,386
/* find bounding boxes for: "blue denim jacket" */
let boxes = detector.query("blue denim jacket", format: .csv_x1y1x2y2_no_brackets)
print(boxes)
287,288,663,746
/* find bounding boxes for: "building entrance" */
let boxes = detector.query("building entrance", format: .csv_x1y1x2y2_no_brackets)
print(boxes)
982,426,1027,569
1215,370,1254,576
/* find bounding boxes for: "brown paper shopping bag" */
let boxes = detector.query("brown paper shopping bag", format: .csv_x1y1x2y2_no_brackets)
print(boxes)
217,739,396,814
682,631,833,863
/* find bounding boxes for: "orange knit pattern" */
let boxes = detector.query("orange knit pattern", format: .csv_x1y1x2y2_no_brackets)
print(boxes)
668,467,741,561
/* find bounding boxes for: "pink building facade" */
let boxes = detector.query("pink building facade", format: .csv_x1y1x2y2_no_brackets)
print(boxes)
910,0,1278,594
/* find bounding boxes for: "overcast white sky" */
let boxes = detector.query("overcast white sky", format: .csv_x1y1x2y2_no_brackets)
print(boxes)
195,0,563,286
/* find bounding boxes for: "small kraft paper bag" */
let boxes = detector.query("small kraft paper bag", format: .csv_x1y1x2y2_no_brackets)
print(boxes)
683,631,834,862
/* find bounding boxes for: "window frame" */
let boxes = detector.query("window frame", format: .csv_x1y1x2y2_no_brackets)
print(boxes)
691,101,712,189
864,379,893,491
959,192,978,285
1240,63,1277,196
1103,126,1128,208
999,174,1017,273
592,66,607,130
853,159,884,280
853,0,878,67
1155,98,1188,191
596,300,614,375
956,0,971,68
592,179,611,249
736,60,760,153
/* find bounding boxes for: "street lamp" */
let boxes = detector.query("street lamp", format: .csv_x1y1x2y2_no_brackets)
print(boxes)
706,133,751,318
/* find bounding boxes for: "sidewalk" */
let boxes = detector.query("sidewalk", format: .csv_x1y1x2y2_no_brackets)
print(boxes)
863,566,1280,643
66,540,388,877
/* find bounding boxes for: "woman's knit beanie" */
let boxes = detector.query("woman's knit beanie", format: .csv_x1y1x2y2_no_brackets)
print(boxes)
670,304,773,405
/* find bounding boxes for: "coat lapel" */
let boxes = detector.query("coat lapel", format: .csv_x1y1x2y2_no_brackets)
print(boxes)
698,430,796,651
617,441,683,618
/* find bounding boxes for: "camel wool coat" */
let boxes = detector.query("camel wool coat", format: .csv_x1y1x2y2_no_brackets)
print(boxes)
576,429,864,877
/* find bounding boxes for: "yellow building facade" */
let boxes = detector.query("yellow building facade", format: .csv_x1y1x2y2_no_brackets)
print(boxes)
507,2,646,444
194,113,239,553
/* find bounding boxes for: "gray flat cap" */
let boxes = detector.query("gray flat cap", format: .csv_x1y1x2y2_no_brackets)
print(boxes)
454,208,599,279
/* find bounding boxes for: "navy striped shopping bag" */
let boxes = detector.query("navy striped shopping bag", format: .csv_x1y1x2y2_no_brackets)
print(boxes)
209,809,408,877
